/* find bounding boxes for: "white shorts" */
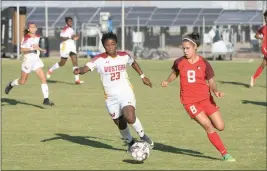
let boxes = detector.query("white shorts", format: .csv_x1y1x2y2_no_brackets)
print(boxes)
21,58,44,74
105,91,136,120
60,41,77,58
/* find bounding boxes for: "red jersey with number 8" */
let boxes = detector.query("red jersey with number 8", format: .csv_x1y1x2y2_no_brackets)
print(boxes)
172,56,215,105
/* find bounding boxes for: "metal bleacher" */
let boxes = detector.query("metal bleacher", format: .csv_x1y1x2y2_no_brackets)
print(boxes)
23,6,263,28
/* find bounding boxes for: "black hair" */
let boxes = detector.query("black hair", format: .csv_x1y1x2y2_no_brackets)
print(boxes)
101,31,117,46
65,17,73,23
183,32,201,47
264,10,267,17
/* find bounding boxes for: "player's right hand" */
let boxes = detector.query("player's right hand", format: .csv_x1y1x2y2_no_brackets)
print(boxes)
73,68,80,75
73,35,79,40
161,81,169,87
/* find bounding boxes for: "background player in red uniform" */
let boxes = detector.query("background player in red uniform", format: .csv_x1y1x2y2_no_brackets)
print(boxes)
161,32,235,162
250,10,267,87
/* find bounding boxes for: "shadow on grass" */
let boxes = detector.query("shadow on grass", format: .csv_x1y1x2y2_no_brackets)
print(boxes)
242,100,267,107
47,79,75,85
41,133,125,152
1,98,45,109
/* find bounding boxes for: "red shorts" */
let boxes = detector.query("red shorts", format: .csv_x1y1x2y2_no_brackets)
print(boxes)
183,96,219,119
262,46,267,59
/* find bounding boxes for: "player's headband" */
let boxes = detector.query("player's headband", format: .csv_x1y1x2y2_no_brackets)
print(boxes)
183,38,197,47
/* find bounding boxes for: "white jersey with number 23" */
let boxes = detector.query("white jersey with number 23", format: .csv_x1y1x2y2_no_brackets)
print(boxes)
86,51,134,99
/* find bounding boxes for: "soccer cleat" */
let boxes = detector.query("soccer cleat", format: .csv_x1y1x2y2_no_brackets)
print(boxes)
222,154,236,162
5,82,13,94
140,134,154,149
46,70,52,79
249,76,255,87
126,139,135,153
43,98,55,106
75,80,84,84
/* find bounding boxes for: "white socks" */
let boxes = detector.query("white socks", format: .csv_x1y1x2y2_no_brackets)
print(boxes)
130,117,145,137
11,79,19,86
73,67,80,81
119,126,133,143
41,84,49,98
49,62,60,72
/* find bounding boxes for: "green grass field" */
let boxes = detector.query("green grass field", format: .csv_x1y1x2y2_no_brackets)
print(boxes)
1,58,266,170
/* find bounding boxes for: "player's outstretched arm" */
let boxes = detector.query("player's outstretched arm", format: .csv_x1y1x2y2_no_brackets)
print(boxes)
207,78,224,98
161,70,179,87
73,66,90,75
131,60,152,88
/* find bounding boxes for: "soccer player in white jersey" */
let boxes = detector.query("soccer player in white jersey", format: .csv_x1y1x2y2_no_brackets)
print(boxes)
46,17,84,84
73,32,154,152
5,22,54,106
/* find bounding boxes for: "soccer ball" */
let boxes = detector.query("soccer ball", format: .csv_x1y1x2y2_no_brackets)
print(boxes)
130,141,150,162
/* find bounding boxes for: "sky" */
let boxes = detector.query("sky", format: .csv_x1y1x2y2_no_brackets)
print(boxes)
1,1,263,10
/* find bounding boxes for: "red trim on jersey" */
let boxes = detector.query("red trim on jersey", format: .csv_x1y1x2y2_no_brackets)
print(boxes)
23,34,31,43
117,51,130,56
62,25,69,32
92,52,108,62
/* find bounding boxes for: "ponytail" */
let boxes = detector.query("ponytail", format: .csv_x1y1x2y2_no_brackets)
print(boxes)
24,28,29,36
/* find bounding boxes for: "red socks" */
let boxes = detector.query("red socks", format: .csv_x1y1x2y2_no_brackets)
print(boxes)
253,66,264,79
207,132,227,156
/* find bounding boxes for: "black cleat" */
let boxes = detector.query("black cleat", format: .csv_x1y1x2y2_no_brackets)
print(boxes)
5,82,13,94
141,134,154,149
126,139,135,153
43,98,55,106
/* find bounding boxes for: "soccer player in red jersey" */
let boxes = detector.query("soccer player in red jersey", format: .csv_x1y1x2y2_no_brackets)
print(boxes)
161,32,236,161
250,10,267,87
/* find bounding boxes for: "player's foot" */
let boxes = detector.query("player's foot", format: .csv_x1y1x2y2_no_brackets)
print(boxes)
249,76,255,87
46,70,52,79
140,134,154,149
5,82,13,94
43,98,55,106
126,139,135,153
75,80,84,84
222,154,236,162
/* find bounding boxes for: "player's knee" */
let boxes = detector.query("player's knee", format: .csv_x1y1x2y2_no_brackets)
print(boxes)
215,123,225,131
59,61,65,66
203,123,215,133
18,79,26,85
126,112,136,124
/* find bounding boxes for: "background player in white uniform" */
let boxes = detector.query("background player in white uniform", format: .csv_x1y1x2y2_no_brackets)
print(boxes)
5,23,54,106
73,32,154,152
47,17,84,84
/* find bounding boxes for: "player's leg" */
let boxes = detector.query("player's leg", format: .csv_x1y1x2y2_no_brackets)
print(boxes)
34,60,54,106
47,57,68,78
250,49,267,87
194,113,235,161
69,52,84,84
5,61,32,94
185,102,235,161
121,105,154,148
5,71,29,94
106,101,134,152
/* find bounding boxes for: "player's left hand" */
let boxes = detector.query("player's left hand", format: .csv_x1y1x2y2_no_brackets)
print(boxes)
142,77,152,88
214,91,224,98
